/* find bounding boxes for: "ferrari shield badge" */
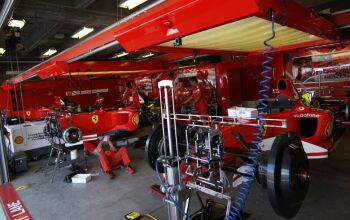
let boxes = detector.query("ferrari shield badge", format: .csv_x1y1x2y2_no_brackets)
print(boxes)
26,111,31,116
92,115,99,124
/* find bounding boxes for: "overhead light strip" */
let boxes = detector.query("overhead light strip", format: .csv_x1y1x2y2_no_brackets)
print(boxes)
119,0,148,10
42,48,57,57
0,48,5,55
71,27,94,39
8,19,25,29
112,51,129,58
141,52,154,58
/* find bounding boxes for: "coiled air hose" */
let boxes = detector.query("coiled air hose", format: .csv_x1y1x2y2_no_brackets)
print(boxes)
225,13,276,220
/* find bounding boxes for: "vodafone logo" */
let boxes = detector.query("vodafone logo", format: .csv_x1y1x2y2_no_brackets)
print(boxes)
294,113,320,118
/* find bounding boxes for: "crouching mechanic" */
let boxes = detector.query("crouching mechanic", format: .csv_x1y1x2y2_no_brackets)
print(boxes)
83,136,135,179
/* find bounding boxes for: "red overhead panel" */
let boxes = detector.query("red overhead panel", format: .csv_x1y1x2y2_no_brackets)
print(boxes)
10,0,339,84
332,11,350,27
115,0,338,52
68,60,166,72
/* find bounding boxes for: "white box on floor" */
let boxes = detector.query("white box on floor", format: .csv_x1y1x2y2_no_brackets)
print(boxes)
228,106,258,118
71,174,92,183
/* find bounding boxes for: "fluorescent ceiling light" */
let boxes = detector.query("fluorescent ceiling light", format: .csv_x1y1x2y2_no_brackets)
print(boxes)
42,48,57,57
119,0,148,10
112,51,129,58
71,27,94,39
141,52,154,58
8,19,26,29
0,48,5,55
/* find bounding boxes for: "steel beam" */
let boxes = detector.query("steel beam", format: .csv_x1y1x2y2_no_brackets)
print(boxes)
0,0,20,34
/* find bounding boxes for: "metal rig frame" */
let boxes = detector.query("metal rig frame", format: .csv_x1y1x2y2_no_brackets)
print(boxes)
157,80,287,219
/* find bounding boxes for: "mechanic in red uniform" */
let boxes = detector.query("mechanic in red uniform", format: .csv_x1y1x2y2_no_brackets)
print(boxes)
122,81,141,109
95,92,105,109
183,77,208,115
175,78,190,112
84,136,135,179
50,96,65,113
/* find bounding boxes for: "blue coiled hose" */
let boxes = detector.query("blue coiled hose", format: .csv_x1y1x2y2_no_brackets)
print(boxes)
225,14,276,220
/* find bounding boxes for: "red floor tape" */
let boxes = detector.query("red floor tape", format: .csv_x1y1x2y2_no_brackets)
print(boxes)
0,183,32,220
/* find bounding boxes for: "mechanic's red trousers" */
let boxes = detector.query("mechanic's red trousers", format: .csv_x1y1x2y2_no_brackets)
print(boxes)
99,147,131,172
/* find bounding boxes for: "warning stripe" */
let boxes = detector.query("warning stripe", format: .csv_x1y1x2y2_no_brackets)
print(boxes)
0,183,32,220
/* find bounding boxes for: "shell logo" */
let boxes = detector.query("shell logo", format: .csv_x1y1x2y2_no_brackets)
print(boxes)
14,136,24,144
26,111,31,116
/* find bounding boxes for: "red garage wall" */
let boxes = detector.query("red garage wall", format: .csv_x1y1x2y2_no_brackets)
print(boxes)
0,85,13,111
0,78,124,112
215,53,285,115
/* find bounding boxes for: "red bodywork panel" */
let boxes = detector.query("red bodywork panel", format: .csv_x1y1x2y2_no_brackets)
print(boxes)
59,109,139,136
221,105,333,151
219,78,334,158
6,108,49,121
115,0,337,52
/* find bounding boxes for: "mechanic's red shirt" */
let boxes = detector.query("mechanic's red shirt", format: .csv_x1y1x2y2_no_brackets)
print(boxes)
122,88,131,104
192,84,208,115
175,87,190,106
122,88,141,108
95,97,104,108
53,96,64,107
131,90,141,108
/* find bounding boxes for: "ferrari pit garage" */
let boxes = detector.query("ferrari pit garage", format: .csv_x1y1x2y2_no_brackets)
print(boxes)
0,0,350,220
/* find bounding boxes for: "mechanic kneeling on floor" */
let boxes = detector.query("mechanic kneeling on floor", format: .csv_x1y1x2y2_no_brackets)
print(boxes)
83,136,135,179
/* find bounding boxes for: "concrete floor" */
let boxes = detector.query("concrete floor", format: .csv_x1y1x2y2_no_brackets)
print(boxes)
7,130,350,220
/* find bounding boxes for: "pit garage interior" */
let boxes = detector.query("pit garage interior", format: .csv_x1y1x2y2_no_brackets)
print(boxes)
0,0,350,219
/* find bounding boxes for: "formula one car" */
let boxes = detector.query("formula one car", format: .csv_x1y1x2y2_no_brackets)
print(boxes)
57,109,139,144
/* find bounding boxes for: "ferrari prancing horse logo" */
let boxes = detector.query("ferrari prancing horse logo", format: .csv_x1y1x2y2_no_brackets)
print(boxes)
26,111,31,116
92,115,99,124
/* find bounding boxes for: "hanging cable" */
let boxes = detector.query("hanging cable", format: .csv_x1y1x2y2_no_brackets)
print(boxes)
225,12,275,220
7,46,21,122
13,82,21,120
15,51,26,122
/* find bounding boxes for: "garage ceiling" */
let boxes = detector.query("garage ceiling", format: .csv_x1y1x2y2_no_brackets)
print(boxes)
0,0,350,83
0,0,160,58
0,0,160,82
